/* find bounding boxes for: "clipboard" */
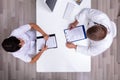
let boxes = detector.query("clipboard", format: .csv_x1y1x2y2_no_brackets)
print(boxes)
37,34,57,51
64,25,87,42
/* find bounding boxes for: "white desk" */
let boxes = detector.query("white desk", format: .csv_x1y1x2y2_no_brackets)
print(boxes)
36,0,91,72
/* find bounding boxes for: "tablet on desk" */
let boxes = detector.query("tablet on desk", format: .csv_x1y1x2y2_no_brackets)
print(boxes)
37,34,57,51
64,25,87,42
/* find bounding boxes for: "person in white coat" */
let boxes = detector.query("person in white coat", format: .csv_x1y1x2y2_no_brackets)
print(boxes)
66,8,117,56
2,23,49,63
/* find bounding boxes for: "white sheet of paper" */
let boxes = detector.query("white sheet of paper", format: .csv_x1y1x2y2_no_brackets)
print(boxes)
64,25,86,42
37,34,57,52
63,2,75,20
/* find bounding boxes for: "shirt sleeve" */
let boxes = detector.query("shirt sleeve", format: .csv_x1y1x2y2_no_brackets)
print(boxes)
11,24,31,36
76,45,106,56
20,55,32,63
76,37,113,56
76,8,111,29
13,53,32,63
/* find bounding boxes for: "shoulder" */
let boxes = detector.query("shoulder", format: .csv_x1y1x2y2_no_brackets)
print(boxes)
10,24,31,36
12,50,32,63
97,34,113,49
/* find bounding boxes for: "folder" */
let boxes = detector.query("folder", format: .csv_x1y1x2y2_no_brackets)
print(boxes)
64,25,87,42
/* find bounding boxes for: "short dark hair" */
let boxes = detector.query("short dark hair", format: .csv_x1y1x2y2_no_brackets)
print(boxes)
2,36,21,52
87,24,107,41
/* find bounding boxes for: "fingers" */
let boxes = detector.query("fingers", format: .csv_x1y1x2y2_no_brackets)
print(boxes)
68,24,73,30
43,34,49,41
69,26,73,30
68,23,76,30
66,42,77,49
66,42,73,48
66,42,72,44
41,45,48,51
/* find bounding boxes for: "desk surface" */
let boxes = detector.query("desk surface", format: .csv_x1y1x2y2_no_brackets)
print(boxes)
36,0,91,72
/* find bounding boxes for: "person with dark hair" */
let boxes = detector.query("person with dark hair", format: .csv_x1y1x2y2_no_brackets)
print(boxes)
66,8,117,56
2,23,49,63
2,36,21,52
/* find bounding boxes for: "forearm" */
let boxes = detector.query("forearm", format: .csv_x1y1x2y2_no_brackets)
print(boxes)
30,51,44,63
29,23,47,36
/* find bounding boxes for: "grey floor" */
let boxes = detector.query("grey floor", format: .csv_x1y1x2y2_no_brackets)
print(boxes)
0,0,120,80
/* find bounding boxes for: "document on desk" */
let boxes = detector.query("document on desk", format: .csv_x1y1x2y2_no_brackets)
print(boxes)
63,2,75,20
37,34,57,51
64,25,87,42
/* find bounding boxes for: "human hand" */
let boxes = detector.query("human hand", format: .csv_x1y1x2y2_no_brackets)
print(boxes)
66,42,77,49
41,45,48,52
43,34,49,41
69,20,79,30
69,23,76,30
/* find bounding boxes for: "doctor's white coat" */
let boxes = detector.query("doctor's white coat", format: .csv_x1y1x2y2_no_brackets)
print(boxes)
75,8,117,56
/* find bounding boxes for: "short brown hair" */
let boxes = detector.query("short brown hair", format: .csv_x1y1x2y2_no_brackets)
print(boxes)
87,24,107,41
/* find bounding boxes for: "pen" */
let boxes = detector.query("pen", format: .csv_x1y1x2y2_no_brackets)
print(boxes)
45,40,47,46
